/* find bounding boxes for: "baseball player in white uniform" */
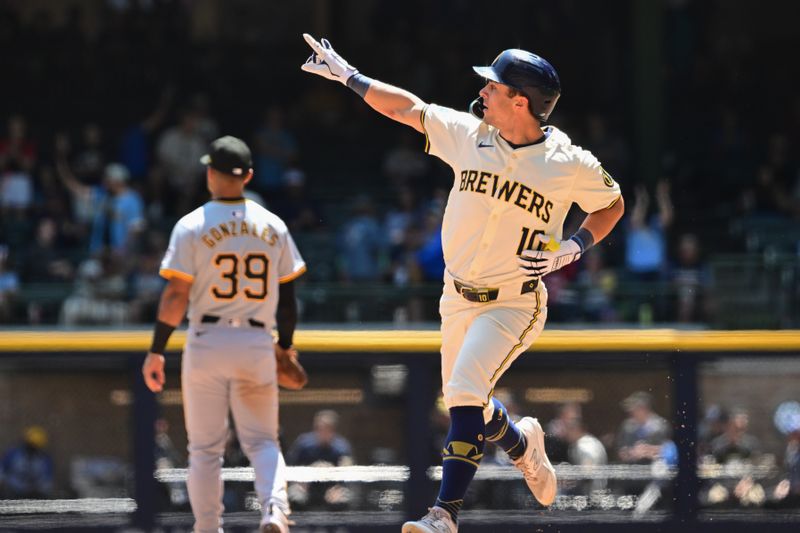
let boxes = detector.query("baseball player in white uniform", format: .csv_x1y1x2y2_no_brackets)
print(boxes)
301,35,625,533
142,136,306,533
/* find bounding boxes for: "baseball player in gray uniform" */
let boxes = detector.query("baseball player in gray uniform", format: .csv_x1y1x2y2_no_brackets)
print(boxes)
301,35,625,532
142,136,306,533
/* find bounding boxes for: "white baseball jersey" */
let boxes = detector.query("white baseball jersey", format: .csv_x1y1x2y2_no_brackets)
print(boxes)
159,198,306,328
421,103,621,288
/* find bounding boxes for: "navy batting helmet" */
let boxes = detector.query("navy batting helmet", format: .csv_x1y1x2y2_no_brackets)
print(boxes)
472,49,561,122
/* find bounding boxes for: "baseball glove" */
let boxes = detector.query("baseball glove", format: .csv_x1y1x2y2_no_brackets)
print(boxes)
275,344,308,390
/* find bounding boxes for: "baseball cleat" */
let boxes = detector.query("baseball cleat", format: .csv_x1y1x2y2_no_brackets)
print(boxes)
402,506,457,533
513,417,557,506
260,504,289,533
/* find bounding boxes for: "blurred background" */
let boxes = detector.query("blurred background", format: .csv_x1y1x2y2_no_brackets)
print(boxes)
1,0,799,531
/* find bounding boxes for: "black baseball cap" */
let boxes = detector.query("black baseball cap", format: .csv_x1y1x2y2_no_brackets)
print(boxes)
200,136,253,177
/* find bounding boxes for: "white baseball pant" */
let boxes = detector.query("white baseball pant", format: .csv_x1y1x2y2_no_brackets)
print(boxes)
440,271,548,423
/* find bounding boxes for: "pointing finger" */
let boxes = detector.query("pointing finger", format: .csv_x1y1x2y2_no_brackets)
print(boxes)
303,33,325,55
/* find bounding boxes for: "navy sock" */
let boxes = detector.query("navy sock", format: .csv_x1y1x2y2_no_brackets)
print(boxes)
485,397,527,461
435,406,485,523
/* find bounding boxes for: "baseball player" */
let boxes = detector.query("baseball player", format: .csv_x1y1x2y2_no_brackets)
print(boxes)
301,35,625,532
141,135,306,533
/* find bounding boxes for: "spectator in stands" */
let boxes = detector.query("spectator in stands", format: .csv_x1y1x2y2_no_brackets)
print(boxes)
0,115,36,172
563,418,608,494
671,232,710,323
59,253,130,326
410,202,445,283
711,407,760,465
288,410,353,467
624,181,673,322
704,407,765,508
0,157,33,216
741,164,791,218
90,163,145,256
154,417,187,510
22,218,75,324
58,159,144,256
128,230,167,323
616,391,670,464
546,402,583,463
155,108,206,214
71,123,107,187
0,426,54,499
337,195,386,282
273,166,321,232
252,105,297,199
119,85,174,182
575,246,618,322
287,410,354,510
698,404,729,457
771,405,800,508
0,244,19,323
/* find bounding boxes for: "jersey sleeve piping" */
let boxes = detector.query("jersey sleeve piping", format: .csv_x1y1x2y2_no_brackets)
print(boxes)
278,265,307,284
421,104,431,154
159,268,195,282
602,194,622,210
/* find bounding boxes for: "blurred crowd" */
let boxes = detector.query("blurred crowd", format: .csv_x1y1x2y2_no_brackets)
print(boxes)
1,0,799,327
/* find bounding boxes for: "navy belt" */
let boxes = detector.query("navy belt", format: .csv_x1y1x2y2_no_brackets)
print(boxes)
201,314,265,328
453,279,538,303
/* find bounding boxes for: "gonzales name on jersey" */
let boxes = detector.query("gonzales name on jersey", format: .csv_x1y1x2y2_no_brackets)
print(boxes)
200,218,279,248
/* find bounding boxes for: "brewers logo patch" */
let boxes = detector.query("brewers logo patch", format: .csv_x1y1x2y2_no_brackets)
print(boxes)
601,168,614,188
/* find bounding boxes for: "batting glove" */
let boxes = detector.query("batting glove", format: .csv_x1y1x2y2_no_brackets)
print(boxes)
301,33,357,85
517,235,583,279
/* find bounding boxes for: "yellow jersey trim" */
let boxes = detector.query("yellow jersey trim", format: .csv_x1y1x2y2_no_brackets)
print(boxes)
421,105,431,154
279,265,307,283
604,194,622,210
159,268,194,282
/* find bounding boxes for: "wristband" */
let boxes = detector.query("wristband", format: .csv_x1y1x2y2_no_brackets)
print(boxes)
277,338,293,350
569,227,595,253
149,320,175,354
346,73,373,98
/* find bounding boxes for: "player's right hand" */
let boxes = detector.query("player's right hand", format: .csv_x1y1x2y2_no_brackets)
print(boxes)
142,352,166,393
301,33,357,85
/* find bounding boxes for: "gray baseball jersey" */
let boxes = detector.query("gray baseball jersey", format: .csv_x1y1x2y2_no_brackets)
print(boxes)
160,197,304,532
160,198,306,327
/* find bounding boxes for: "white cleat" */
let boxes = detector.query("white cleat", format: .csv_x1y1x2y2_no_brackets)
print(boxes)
402,506,457,533
260,504,290,533
513,417,557,506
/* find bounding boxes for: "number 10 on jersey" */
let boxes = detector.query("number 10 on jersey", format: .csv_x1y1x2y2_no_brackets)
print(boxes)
516,227,546,255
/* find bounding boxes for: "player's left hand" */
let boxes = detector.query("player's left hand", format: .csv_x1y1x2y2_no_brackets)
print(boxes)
301,33,358,85
142,352,166,393
517,236,582,279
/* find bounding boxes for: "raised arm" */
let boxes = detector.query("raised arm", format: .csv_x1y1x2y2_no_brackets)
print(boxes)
301,33,426,133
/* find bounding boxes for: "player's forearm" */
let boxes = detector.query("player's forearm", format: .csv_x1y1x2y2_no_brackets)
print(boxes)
358,78,426,132
276,281,298,349
156,285,189,327
580,195,625,244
